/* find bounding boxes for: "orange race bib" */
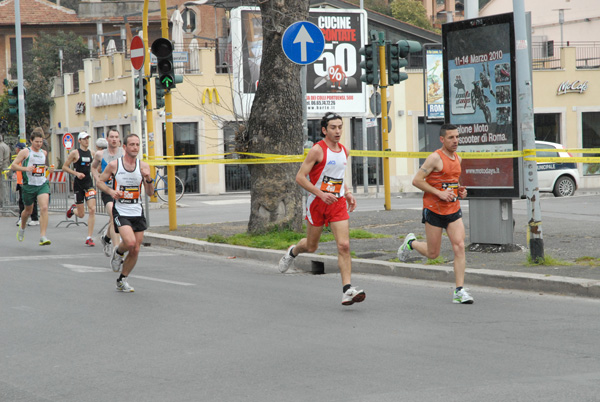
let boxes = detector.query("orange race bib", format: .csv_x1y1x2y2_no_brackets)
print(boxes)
119,186,140,203
442,182,459,202
320,176,343,196
85,189,97,200
32,164,46,177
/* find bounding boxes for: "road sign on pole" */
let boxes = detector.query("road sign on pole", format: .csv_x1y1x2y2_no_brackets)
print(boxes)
281,21,325,65
130,35,145,71
63,133,74,150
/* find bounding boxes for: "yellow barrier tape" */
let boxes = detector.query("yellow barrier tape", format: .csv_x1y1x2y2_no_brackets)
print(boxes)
141,148,600,166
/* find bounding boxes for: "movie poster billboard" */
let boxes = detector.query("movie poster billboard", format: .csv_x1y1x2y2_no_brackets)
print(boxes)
231,7,367,118
443,13,519,198
425,46,444,120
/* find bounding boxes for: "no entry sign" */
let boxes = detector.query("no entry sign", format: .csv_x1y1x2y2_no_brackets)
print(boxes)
130,36,145,71
63,132,74,150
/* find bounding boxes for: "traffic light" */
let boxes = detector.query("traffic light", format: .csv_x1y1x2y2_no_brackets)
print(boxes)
134,77,148,110
359,42,379,86
395,40,423,83
151,38,175,90
386,43,402,85
155,78,165,109
8,87,26,115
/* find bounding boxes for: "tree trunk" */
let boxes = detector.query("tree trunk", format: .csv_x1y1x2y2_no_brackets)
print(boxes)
244,0,310,234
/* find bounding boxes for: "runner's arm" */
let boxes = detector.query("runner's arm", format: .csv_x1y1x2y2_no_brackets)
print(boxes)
90,151,102,184
60,150,81,179
10,149,30,172
139,161,154,195
97,160,119,199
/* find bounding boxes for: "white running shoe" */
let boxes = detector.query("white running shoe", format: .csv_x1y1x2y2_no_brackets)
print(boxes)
39,236,51,246
278,246,296,273
17,227,25,242
342,287,366,306
16,218,21,227
397,233,417,262
28,220,40,226
453,288,474,304
100,233,113,257
116,278,134,293
111,248,124,272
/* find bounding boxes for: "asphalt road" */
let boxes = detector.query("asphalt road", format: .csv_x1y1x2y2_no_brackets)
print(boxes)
1,215,600,402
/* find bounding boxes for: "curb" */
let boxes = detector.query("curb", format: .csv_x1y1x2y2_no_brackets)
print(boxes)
144,232,600,299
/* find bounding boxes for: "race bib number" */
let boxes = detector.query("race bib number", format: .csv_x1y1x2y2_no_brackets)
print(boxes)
442,182,459,202
32,165,46,177
85,189,97,200
320,176,343,197
119,186,140,203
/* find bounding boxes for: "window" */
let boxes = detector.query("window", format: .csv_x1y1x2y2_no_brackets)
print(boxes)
534,113,560,143
223,122,250,192
163,122,199,193
182,8,197,33
350,118,383,187
9,38,34,79
418,117,443,165
582,111,600,176
535,143,559,159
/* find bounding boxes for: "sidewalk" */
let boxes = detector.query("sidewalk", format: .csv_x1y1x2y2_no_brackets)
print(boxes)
145,195,600,299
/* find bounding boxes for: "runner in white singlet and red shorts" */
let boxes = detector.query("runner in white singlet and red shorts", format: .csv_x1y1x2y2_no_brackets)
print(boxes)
278,112,365,306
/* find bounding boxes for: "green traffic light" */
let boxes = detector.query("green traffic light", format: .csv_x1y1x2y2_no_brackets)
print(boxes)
161,76,173,87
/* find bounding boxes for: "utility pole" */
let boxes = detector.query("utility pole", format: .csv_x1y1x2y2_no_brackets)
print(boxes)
514,0,544,261
14,0,26,141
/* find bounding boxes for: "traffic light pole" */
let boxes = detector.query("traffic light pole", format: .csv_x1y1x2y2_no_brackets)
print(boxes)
160,0,177,230
377,33,392,211
143,0,158,204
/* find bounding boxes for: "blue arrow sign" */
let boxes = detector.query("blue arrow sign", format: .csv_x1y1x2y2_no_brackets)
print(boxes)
281,21,325,65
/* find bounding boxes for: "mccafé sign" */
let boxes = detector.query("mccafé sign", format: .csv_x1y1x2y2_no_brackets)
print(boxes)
557,80,588,95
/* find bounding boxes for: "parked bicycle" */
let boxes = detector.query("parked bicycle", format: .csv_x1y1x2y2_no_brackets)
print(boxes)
153,166,185,202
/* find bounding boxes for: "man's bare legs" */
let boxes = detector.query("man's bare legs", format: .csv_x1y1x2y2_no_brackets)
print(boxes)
329,220,352,286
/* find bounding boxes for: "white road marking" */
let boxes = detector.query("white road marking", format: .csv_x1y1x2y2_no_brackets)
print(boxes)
128,275,195,286
61,264,195,286
62,264,111,273
202,199,250,205
0,251,173,263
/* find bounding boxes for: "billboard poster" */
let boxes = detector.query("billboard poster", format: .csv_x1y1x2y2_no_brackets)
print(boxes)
425,47,444,120
443,13,519,198
231,7,367,118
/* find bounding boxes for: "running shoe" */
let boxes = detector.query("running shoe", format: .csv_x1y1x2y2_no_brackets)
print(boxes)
39,236,51,246
397,233,417,262
111,248,124,272
100,233,112,257
66,203,76,218
85,238,95,247
17,227,25,242
116,278,134,293
16,218,21,227
28,220,39,226
453,288,474,304
342,287,366,306
278,246,296,273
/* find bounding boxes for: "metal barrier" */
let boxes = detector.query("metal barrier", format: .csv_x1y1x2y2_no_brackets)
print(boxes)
1,169,110,227
0,169,19,216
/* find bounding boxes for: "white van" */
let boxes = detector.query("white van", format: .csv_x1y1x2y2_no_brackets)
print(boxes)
535,140,579,197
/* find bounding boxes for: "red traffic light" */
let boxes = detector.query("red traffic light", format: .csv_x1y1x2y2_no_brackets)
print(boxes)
151,38,173,58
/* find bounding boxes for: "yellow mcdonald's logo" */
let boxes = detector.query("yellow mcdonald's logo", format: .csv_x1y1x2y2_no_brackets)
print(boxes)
202,88,220,105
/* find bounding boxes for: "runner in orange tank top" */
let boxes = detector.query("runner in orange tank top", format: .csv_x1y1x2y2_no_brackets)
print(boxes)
398,124,474,304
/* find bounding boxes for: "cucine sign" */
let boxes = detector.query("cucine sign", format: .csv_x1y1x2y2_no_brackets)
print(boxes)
557,80,588,95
